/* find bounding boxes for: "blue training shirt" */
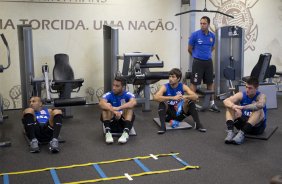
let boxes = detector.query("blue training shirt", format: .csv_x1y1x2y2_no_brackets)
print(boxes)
102,91,135,109
35,108,50,125
163,83,184,106
240,91,267,127
188,29,215,60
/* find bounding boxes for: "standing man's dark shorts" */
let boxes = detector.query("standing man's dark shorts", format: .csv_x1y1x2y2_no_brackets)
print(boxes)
190,58,213,85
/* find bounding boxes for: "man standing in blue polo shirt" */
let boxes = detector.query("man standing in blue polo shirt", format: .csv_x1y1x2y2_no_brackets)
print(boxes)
188,16,220,112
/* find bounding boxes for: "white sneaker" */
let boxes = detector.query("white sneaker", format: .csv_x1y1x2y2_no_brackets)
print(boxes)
118,132,129,144
224,130,235,144
232,130,245,145
105,132,114,144
30,138,40,153
49,138,60,153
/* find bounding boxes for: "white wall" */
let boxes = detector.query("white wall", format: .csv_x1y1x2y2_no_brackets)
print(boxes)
180,3,190,74
0,0,181,108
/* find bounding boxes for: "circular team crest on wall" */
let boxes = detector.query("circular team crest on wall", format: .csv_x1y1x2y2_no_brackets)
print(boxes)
210,0,259,51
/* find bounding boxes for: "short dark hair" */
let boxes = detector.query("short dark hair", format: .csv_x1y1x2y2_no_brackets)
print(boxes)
114,76,126,87
246,76,259,88
29,96,42,102
169,68,182,80
201,16,210,24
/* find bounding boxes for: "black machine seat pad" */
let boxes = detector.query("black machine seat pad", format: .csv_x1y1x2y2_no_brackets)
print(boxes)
132,71,169,85
144,71,169,80
51,54,84,93
52,78,84,91
53,54,75,81
249,53,272,82
196,88,214,95
276,71,282,76
223,67,235,81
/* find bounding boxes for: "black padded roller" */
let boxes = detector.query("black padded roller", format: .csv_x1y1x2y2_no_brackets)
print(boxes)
54,97,86,107
144,71,169,80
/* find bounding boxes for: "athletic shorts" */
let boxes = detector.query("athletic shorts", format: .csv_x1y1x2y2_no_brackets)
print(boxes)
190,58,214,85
100,113,135,133
234,116,266,135
165,105,190,122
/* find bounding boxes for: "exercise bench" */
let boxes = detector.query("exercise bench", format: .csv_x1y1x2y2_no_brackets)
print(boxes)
183,72,215,112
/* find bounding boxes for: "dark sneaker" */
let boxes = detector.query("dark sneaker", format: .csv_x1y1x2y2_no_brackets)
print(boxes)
225,130,235,144
197,127,207,132
49,138,60,153
193,122,207,132
30,138,40,153
157,129,166,134
232,130,245,145
158,121,167,134
209,104,220,112
157,126,166,134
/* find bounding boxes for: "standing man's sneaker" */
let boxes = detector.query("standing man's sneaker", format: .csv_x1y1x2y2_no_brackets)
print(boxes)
225,130,235,144
30,138,40,153
105,132,114,144
49,138,60,153
232,130,245,145
209,104,220,112
118,132,129,144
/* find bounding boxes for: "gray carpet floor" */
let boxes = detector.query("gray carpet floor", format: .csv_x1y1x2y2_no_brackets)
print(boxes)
0,97,282,184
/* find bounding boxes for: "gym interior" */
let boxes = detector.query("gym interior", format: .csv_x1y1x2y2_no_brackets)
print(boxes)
1,1,282,184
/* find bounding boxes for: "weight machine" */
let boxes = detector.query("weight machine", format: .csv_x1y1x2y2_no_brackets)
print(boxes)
215,26,244,99
103,25,169,111
0,33,12,147
17,25,86,116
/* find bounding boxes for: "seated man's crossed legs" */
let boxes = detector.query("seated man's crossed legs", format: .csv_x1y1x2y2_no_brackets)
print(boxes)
157,100,206,134
22,108,63,153
225,107,265,145
101,108,134,144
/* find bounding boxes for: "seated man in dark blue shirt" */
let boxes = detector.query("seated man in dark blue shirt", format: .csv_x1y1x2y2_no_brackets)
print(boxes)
99,76,137,144
22,96,63,153
153,68,206,134
223,77,267,145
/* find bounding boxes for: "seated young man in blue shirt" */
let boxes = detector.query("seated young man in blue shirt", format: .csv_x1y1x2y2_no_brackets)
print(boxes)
99,76,137,144
223,76,267,145
153,68,206,134
22,96,63,153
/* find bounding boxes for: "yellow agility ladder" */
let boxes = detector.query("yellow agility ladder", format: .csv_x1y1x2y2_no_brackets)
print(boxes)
0,153,199,184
